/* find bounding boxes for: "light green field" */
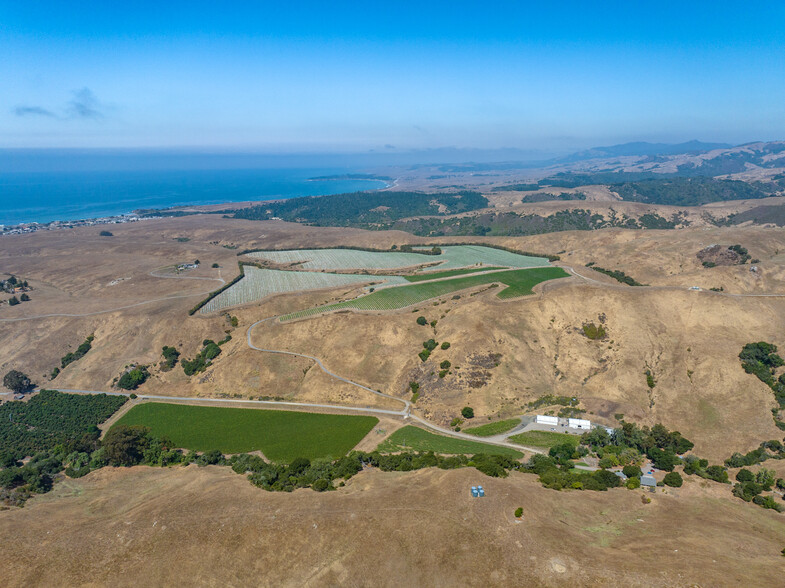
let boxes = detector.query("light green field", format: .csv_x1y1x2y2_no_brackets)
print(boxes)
463,418,521,437
508,430,580,449
201,267,407,313
248,248,433,270
113,403,378,462
281,266,569,320
376,425,523,458
249,245,550,271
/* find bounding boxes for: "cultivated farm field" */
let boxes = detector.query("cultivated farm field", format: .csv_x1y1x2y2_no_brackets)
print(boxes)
249,245,551,271
376,425,523,457
281,266,569,320
201,267,407,313
403,266,504,281
463,418,521,437
508,430,580,449
113,403,379,461
248,248,433,270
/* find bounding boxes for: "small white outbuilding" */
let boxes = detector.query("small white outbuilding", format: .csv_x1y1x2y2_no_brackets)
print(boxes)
567,418,592,430
535,415,559,426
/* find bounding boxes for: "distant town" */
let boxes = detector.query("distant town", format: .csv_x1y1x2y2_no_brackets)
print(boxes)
0,213,147,236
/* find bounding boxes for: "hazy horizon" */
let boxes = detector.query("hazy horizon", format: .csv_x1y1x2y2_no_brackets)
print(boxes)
3,2,784,152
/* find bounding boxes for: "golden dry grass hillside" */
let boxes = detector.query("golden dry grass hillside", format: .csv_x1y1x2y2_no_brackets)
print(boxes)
0,464,782,587
2,216,785,460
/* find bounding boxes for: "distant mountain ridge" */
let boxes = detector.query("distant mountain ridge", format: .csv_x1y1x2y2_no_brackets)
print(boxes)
558,140,733,163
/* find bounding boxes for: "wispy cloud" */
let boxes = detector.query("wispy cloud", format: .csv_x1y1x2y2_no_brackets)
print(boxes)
13,105,56,118
12,88,105,121
67,87,103,119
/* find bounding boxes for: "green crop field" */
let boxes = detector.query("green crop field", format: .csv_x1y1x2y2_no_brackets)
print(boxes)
508,430,580,449
376,425,523,458
281,266,569,320
403,266,504,282
113,403,378,462
463,418,521,437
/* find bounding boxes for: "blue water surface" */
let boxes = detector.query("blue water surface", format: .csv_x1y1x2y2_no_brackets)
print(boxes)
0,168,388,225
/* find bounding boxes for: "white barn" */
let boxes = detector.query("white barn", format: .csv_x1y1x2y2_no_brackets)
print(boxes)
535,415,559,426
567,418,592,430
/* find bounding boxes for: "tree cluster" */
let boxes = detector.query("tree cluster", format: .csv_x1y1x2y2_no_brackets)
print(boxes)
117,366,150,390
60,334,94,370
227,191,489,228
182,339,223,375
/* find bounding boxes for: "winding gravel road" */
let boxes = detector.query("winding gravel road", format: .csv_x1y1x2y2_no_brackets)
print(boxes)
17,260,785,456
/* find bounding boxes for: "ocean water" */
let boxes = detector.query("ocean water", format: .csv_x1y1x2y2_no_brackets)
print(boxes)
0,168,388,226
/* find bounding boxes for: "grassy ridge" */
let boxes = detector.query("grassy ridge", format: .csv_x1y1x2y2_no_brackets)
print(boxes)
463,418,521,437
377,425,523,458
282,266,569,320
113,403,378,462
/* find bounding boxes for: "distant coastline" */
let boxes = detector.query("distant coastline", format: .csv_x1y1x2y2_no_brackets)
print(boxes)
308,173,393,184
0,167,390,230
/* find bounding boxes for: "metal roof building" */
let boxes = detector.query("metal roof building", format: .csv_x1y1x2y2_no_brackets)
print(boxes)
567,418,592,430
640,475,657,487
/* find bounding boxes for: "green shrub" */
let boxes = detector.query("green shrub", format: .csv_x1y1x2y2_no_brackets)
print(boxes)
312,478,330,492
441,342,451,350
161,346,180,370
416,316,427,326
514,507,523,518
3,369,33,393
598,455,619,469
461,407,474,419
182,340,222,375
626,476,641,489
440,360,451,370
736,468,754,482
60,334,95,369
423,339,438,351
663,472,683,487
117,366,149,390
582,322,606,340
622,465,642,478
704,465,729,483
752,494,783,512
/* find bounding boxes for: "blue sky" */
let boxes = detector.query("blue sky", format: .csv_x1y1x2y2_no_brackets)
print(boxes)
2,1,784,152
